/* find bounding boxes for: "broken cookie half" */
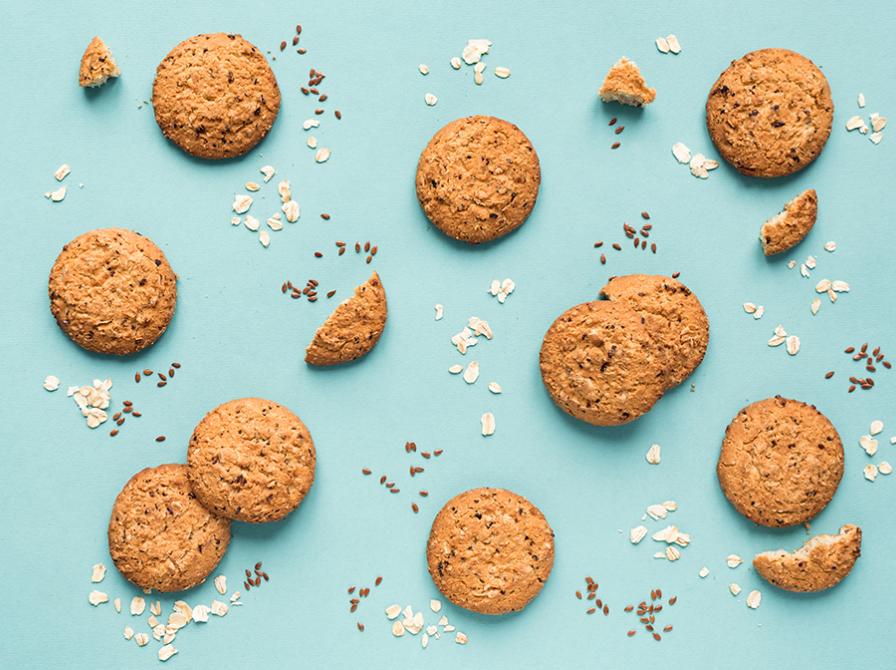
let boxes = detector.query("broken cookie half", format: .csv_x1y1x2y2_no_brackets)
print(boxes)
753,524,861,592
305,272,387,366
79,36,120,88
599,57,655,107
760,188,818,255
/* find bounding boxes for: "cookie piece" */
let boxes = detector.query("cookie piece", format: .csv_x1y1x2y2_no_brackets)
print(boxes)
427,488,554,615
600,274,709,389
760,189,818,255
717,396,844,527
416,115,541,244
108,464,231,592
540,300,665,426
48,228,177,355
152,33,280,159
187,398,316,523
305,272,387,366
706,49,833,178
753,525,861,592
79,36,120,87
598,57,656,107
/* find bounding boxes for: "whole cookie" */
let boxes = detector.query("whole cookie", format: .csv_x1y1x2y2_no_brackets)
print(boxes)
717,397,844,527
108,464,231,592
152,33,280,159
427,488,554,615
600,274,709,390
187,398,316,523
539,300,665,426
706,48,833,178
753,525,861,592
48,228,177,355
416,115,541,244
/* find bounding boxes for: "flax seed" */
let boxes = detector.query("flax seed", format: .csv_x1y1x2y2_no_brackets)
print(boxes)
375,576,383,586
627,630,636,637
608,117,617,126
135,372,141,383
615,125,624,135
155,435,166,443
611,141,621,149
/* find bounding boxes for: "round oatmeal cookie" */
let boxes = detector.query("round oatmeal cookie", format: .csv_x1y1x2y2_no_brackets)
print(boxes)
539,300,665,426
427,487,554,615
600,274,709,390
717,396,844,527
415,115,541,244
187,398,316,523
152,33,280,159
108,464,231,592
753,524,861,592
706,48,833,178
48,228,177,355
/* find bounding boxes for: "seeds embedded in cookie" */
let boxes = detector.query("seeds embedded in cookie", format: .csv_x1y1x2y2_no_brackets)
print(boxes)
706,49,833,178
79,36,120,88
760,189,818,255
600,274,709,390
753,525,861,592
305,272,387,366
48,228,177,355
427,488,554,615
108,464,231,592
598,57,656,107
187,398,316,523
152,33,281,159
717,396,844,527
540,300,665,426
416,115,541,244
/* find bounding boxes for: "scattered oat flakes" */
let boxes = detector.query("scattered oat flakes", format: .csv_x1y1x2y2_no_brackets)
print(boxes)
860,435,879,456
68,378,112,429
210,600,228,617
645,443,661,464
123,626,134,640
232,194,252,214
450,56,462,70
43,375,60,391
630,525,648,544
434,304,444,321
871,420,884,436
665,546,681,561
488,381,502,394
89,590,109,606
448,364,463,374
786,335,801,356
879,461,893,475
481,412,496,436
424,92,438,106
385,604,402,620
655,36,670,53
214,575,227,595
260,165,275,182
726,555,742,569
54,164,71,181
494,66,511,79
488,278,515,303
259,230,271,248
418,64,430,75
746,590,762,609
824,241,837,252
244,215,260,232
463,361,480,384
729,583,742,596
671,142,691,164
430,599,442,613
130,596,145,615
302,119,320,131
315,147,332,163
46,185,66,202
811,298,821,315
245,181,260,192
462,38,491,65
192,604,210,623
91,563,106,583
307,135,318,149
666,34,682,54
858,93,866,108
455,632,468,645
392,620,405,637
158,644,177,662
864,464,879,481
699,566,710,578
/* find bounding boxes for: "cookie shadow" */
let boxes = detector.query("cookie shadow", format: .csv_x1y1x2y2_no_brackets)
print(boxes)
82,76,121,101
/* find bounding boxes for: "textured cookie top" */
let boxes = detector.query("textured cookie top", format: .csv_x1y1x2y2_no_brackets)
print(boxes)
717,396,844,527
427,488,554,615
152,33,280,159
706,48,833,178
600,274,709,390
108,464,231,592
598,57,656,107
540,300,665,426
760,188,818,255
48,228,177,355
305,272,387,366
79,36,120,87
187,398,316,523
753,525,861,592
416,115,541,244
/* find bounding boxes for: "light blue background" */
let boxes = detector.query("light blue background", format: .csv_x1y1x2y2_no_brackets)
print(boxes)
1,1,894,668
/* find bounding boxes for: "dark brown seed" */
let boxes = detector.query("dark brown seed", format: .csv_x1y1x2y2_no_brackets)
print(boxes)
335,110,342,120
262,573,269,581
608,117,617,126
603,605,609,615
158,373,167,381
362,468,371,475
645,624,654,632
861,342,868,352
321,213,331,220
615,125,624,135
155,435,165,443
366,255,372,264
296,24,302,34
650,243,657,253
255,562,262,571
419,490,428,497
586,608,596,615
611,141,621,149
143,369,153,375
411,503,419,513
279,41,287,51
123,406,132,414
653,633,661,641
355,242,361,253
338,247,346,256
292,36,299,46
157,381,166,388
375,576,383,586
244,581,251,590
844,346,855,353
110,429,119,437
135,373,141,383
379,475,386,484
314,251,323,258
594,241,603,248
641,211,650,220
350,603,357,613
884,361,892,369
668,596,677,605
319,94,328,102
587,592,595,600
600,254,606,265
627,630,636,637
326,290,336,298
132,411,141,418
315,108,324,115
433,449,443,456
575,591,582,599
672,271,680,278
113,412,121,421
612,243,622,251
848,385,856,393
825,371,835,379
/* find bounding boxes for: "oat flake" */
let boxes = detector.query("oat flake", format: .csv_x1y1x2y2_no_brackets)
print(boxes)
746,590,762,609
43,375,60,392
645,443,661,465
481,412,496,436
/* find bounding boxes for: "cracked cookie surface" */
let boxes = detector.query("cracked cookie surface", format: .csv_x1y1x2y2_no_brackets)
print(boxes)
753,525,861,592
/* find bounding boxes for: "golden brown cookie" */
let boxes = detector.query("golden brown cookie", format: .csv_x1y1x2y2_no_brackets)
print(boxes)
717,396,844,527
760,188,818,255
152,33,280,159
753,525,861,592
416,115,541,244
305,272,387,366
187,398,316,523
540,300,665,426
706,49,833,178
79,36,120,87
600,274,709,390
598,57,655,107
427,488,554,615
108,464,231,592
48,228,177,355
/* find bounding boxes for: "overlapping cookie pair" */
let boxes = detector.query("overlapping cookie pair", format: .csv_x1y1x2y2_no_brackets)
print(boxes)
539,274,709,426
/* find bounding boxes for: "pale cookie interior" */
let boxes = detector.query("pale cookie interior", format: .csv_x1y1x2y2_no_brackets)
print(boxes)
760,188,818,255
753,524,861,592
599,57,656,107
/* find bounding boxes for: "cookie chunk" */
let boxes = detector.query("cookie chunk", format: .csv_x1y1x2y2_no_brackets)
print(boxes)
540,300,665,426
600,274,709,390
108,464,231,592
753,525,861,592
717,397,844,527
416,115,541,244
79,36,120,87
305,272,387,366
598,57,656,107
706,49,833,178
48,228,177,355
152,33,280,159
427,488,554,615
187,398,316,523
760,189,818,255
